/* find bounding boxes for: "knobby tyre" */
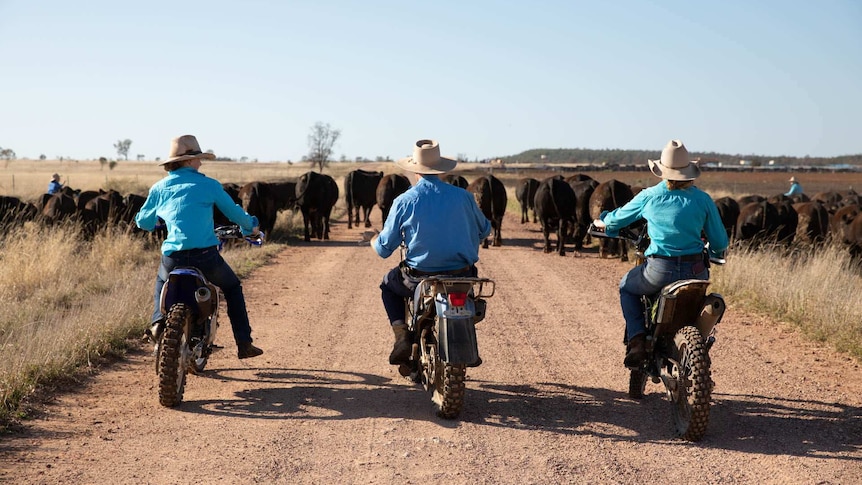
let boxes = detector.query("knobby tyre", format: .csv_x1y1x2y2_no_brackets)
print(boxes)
157,303,191,407
628,369,647,399
435,363,466,419
672,325,712,441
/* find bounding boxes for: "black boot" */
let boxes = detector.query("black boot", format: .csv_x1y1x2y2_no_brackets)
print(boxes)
144,319,165,343
389,324,412,365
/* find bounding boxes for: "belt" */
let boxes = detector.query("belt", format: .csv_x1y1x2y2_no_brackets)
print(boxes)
170,246,217,257
651,253,702,262
405,265,472,277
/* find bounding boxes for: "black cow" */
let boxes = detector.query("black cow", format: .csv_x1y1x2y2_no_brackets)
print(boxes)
534,176,576,256
773,199,798,244
713,196,740,241
0,196,38,227
345,169,383,229
296,171,339,241
41,191,77,225
467,175,507,248
515,177,539,224
736,201,780,247
589,179,634,261
215,183,242,227
848,212,862,262
442,174,469,188
376,174,411,224
568,178,599,250
239,180,297,235
811,191,843,214
737,194,766,207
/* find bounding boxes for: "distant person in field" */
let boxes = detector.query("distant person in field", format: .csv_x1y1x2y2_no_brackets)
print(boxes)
785,176,803,196
47,173,64,194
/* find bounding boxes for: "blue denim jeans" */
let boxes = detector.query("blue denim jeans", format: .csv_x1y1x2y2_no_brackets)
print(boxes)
152,246,253,345
619,256,709,342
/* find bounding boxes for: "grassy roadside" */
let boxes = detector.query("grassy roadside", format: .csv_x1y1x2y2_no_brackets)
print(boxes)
0,223,285,429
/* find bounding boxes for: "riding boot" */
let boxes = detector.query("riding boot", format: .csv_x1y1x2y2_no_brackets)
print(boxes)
624,333,647,368
389,323,412,365
144,319,165,343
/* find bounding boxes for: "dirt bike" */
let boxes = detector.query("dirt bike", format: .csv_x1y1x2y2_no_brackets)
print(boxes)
589,222,726,441
400,267,495,419
154,225,264,407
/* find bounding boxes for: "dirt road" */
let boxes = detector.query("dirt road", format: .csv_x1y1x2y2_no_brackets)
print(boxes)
2,213,861,484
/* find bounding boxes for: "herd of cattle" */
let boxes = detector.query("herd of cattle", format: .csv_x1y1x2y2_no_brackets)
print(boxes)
2,169,862,264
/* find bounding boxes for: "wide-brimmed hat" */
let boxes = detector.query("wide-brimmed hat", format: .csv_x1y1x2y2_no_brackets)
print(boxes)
789,176,797,183
160,134,216,165
51,173,60,180
395,139,457,174
648,139,700,181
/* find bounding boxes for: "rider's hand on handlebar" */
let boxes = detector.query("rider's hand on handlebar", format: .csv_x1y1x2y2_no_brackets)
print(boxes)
251,226,261,237
592,219,606,229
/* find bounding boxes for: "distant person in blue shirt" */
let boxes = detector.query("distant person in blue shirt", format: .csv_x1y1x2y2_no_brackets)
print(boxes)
47,173,63,194
135,134,264,360
594,139,729,368
785,176,803,196
372,139,491,366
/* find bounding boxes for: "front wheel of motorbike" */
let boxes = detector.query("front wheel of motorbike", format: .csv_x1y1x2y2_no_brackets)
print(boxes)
628,369,648,399
671,325,712,441
157,303,192,407
433,363,466,419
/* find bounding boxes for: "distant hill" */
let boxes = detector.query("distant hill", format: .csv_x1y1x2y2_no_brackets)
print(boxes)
497,148,862,167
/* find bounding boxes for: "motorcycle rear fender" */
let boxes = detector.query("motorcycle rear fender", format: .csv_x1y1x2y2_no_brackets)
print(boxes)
434,297,481,366
652,279,711,339
160,267,216,321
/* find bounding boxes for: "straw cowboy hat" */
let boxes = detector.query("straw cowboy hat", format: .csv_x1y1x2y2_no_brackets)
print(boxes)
648,139,700,181
160,134,216,165
395,139,457,174
789,176,797,183
51,173,60,181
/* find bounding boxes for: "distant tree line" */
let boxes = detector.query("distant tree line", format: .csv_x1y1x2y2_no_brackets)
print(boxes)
498,148,862,167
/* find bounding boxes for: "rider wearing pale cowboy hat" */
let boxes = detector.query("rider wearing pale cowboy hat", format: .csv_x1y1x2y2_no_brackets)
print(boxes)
594,139,729,368
785,176,803,197
372,139,491,368
135,134,264,359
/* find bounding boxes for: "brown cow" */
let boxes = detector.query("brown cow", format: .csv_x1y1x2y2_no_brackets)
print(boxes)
467,175,507,248
442,174,469,189
830,204,861,246
792,201,829,245
713,196,740,241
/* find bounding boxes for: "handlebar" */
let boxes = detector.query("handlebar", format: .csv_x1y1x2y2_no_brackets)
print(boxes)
215,225,265,248
587,221,726,266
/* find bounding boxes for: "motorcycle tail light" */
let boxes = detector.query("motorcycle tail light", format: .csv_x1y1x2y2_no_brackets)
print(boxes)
448,292,467,307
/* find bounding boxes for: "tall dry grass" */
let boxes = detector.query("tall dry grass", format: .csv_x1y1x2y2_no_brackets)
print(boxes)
0,221,284,426
711,243,862,360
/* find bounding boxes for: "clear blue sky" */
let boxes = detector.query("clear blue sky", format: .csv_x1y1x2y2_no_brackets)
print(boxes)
1,0,859,162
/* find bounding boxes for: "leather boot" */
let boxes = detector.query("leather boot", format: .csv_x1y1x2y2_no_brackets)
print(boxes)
389,324,412,365
237,341,264,359
144,319,165,343
624,333,647,368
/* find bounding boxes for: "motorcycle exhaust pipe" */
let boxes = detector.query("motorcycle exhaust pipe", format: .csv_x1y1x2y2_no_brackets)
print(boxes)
195,287,211,303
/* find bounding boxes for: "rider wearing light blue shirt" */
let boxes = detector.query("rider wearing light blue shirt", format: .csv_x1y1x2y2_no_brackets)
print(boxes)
373,139,491,366
135,134,263,360
785,176,802,197
598,139,729,369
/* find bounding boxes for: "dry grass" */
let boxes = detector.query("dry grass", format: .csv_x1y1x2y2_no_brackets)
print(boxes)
711,243,862,359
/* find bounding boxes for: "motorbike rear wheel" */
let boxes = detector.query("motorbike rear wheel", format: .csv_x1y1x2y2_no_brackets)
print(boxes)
671,325,712,441
433,362,466,419
628,369,648,399
157,303,191,407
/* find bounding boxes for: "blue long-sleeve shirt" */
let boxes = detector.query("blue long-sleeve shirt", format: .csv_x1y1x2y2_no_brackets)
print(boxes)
785,182,802,196
600,181,728,258
135,167,259,255
47,180,63,194
373,175,491,272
